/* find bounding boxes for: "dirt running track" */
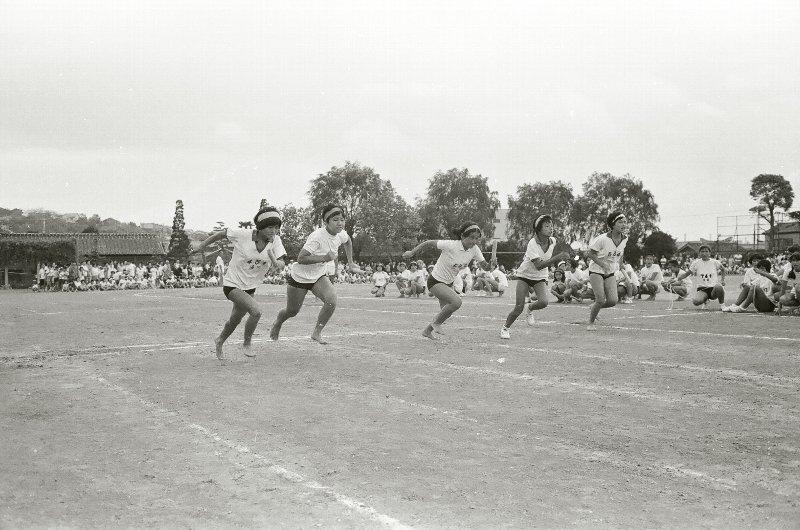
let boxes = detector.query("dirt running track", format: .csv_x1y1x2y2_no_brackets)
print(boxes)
1,281,798,527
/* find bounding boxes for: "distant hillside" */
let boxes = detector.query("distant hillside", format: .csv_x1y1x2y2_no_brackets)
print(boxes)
0,206,209,242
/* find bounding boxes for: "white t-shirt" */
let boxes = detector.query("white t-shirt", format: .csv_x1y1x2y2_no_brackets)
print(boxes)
431,240,485,284
741,267,759,286
397,270,412,282
618,263,640,286
639,264,663,283
689,258,722,288
516,236,556,281
491,269,509,289
223,228,286,290
372,271,390,287
751,272,774,292
291,227,350,283
588,233,628,274
411,269,426,286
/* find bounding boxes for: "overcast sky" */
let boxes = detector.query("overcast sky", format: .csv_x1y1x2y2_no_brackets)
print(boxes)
1,0,798,240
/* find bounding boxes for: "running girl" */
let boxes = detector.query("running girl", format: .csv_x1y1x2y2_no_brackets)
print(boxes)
500,215,570,339
193,206,286,359
402,222,495,339
586,212,629,331
673,245,726,309
269,204,361,345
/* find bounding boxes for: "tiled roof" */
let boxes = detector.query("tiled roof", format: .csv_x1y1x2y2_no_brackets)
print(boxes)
0,233,167,256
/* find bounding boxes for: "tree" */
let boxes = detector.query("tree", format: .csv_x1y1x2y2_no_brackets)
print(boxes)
278,203,314,259
81,225,99,233
357,192,421,260
749,174,794,250
417,168,500,240
167,200,192,260
507,181,575,242
570,173,659,261
642,230,677,259
308,161,410,260
259,198,268,209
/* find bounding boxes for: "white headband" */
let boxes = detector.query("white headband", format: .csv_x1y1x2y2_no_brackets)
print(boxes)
534,215,551,229
256,211,281,224
462,224,482,236
323,207,343,222
610,213,626,226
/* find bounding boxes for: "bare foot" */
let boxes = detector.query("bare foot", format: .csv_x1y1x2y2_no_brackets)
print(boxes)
431,322,444,334
242,342,256,358
269,321,281,341
214,336,224,360
422,325,438,340
311,326,329,345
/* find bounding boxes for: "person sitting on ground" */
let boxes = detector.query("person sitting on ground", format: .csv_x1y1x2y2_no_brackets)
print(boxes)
395,262,412,297
638,254,663,301
777,252,800,313
662,259,692,300
370,263,390,297
729,253,762,308
725,258,778,313
551,268,568,302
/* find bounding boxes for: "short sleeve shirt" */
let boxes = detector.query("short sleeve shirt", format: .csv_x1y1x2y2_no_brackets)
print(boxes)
431,240,485,284
689,259,721,288
640,264,663,283
588,233,628,274
291,227,350,283
515,236,556,281
223,228,286,290
372,271,390,287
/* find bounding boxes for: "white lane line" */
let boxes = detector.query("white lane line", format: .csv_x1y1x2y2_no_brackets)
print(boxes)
89,374,412,529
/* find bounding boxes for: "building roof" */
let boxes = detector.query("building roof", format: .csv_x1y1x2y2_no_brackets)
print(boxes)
763,221,800,236
0,233,167,256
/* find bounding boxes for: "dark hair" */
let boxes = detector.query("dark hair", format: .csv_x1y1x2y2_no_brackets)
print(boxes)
756,259,772,271
553,269,565,282
606,211,625,229
253,206,282,229
534,214,553,233
786,245,800,254
698,245,711,252
667,259,679,268
789,252,800,262
747,253,763,264
456,221,482,239
321,204,344,223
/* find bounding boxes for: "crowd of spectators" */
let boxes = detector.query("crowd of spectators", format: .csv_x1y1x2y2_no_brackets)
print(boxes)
32,260,222,292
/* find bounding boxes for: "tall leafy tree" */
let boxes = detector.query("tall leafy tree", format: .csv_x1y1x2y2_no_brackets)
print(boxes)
572,172,660,249
308,161,410,260
417,168,500,240
167,200,192,260
749,174,794,250
507,181,575,242
357,192,420,260
278,203,314,259
642,230,677,259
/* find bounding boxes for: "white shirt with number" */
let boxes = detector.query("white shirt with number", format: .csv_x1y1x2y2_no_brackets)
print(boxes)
291,227,350,284
431,240,485,284
588,233,628,274
689,258,722,288
515,236,556,281
223,228,286,290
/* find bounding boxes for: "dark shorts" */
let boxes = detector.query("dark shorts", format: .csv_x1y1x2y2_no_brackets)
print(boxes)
427,275,454,291
589,271,616,280
287,275,321,291
696,286,718,299
518,277,548,289
223,286,256,299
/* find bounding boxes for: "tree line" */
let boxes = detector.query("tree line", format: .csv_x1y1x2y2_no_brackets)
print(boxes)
167,163,799,262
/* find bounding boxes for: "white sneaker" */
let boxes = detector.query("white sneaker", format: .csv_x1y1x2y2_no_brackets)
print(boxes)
586,323,597,331
500,328,510,339
729,305,744,313
721,304,731,312
526,311,535,326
